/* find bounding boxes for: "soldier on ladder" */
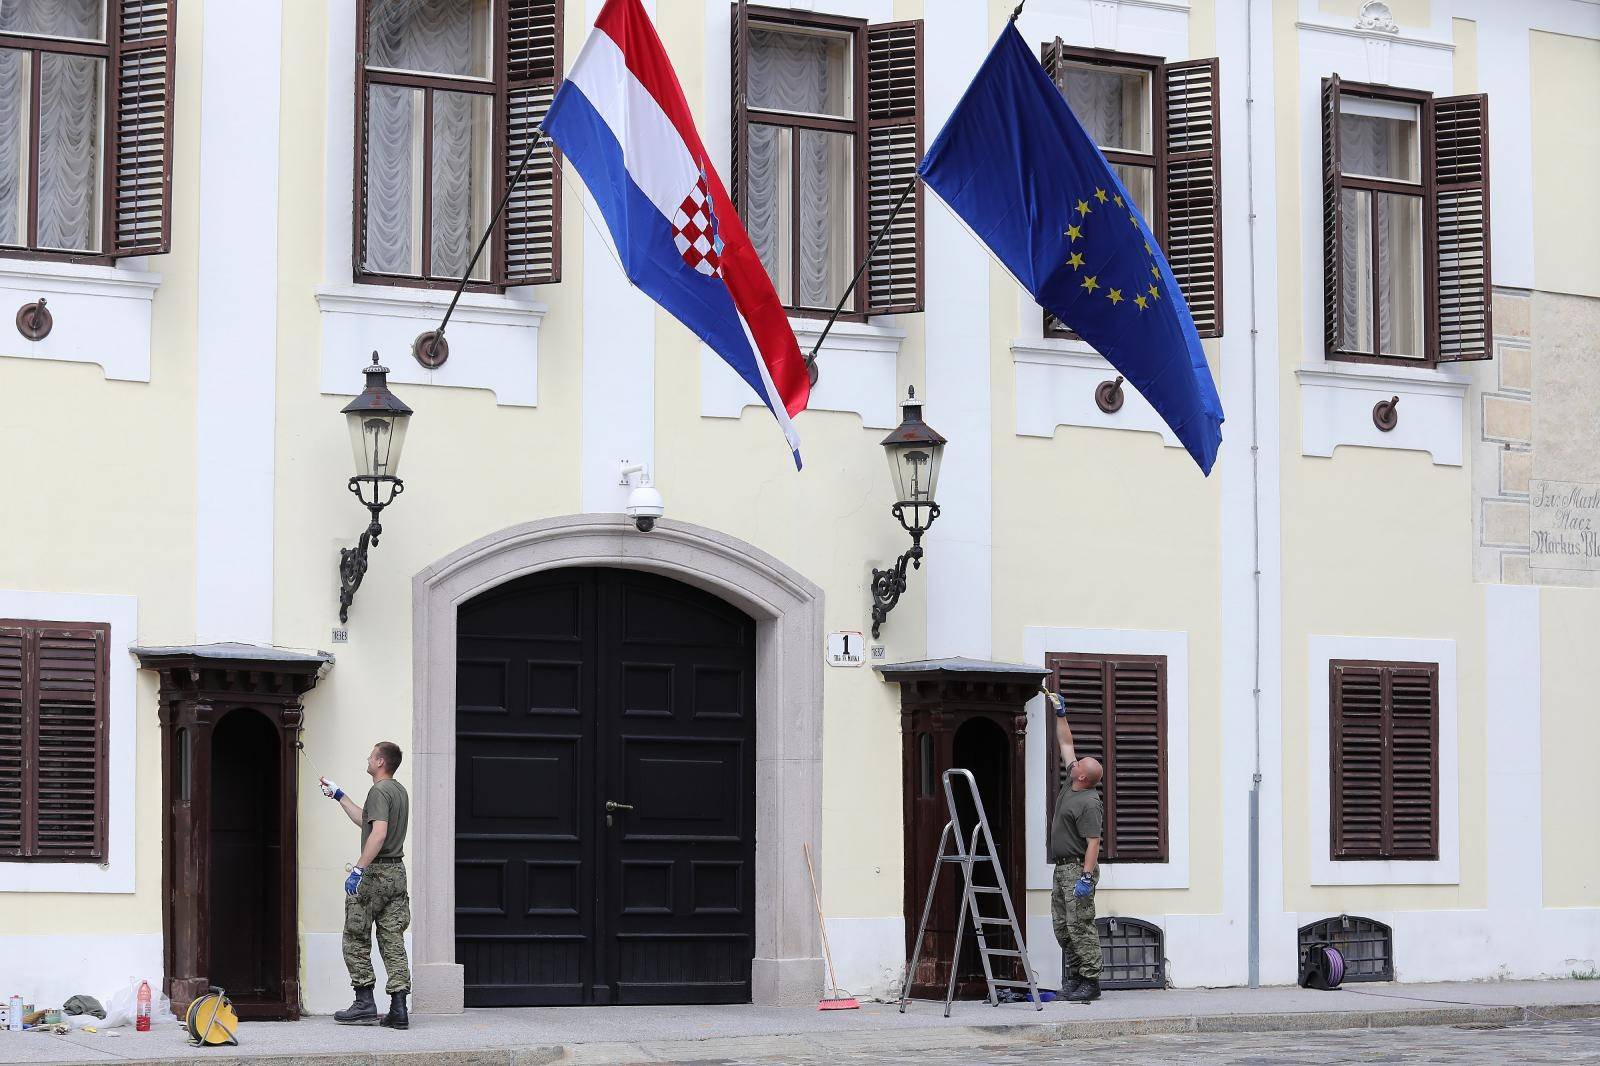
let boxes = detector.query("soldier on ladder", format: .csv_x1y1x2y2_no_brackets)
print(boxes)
1046,690,1105,1003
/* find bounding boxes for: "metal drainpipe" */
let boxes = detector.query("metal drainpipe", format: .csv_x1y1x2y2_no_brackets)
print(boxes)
1244,0,1264,989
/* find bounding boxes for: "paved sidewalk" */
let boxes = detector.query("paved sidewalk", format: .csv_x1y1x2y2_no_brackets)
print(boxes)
2,980,1598,1065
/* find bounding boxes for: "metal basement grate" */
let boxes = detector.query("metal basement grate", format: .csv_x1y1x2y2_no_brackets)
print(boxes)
1298,915,1394,982
1070,916,1164,991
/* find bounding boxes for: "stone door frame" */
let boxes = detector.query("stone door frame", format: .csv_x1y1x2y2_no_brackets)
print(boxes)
410,514,825,1010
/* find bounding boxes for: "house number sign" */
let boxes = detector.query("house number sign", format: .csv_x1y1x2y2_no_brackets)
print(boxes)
826,631,867,667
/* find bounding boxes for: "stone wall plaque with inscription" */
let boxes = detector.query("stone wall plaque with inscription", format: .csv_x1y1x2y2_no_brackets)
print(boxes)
1530,480,1600,570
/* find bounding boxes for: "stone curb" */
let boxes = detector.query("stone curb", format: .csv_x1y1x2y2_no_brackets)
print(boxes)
27,1002,1600,1066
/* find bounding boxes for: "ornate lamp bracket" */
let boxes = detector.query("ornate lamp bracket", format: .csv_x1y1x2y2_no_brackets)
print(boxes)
870,502,940,638
338,476,404,623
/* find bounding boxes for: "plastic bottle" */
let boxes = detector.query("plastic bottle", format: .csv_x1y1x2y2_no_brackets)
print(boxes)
135,981,151,1032
7,994,21,1032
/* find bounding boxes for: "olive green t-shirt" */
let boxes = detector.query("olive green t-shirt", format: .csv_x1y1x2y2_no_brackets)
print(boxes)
362,778,409,861
1048,775,1104,863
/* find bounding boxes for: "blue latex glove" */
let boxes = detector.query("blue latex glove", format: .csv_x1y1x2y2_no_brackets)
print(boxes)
345,866,365,896
320,777,345,801
1045,692,1066,717
1073,873,1095,899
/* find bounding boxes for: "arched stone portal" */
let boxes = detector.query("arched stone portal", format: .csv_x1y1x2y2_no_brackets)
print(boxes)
410,515,825,1011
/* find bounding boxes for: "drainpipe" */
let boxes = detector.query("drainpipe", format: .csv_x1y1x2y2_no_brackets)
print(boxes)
1244,0,1264,989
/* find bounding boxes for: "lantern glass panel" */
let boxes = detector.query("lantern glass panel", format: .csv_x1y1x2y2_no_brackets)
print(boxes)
886,441,941,506
347,411,410,479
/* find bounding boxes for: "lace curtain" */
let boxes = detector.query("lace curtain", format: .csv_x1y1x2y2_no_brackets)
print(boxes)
1061,65,1143,152
365,0,486,278
1338,113,1421,355
746,28,849,308
0,0,105,252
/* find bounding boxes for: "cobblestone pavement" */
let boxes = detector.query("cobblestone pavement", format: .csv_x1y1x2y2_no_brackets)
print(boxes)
683,1017,1600,1065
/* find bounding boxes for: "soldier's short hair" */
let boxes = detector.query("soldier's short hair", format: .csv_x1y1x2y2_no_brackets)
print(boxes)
374,741,403,773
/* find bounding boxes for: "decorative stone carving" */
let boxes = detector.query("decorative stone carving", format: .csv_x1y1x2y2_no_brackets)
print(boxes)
1355,1,1400,35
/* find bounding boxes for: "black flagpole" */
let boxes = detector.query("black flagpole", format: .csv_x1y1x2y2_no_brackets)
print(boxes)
416,126,550,365
803,175,918,386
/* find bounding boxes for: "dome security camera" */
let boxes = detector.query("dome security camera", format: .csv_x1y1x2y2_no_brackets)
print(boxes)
620,462,664,533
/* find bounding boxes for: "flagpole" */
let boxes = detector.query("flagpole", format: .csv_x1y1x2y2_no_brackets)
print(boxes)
803,174,918,384
416,127,551,365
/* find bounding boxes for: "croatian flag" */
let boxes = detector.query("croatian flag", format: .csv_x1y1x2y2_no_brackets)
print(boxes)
544,0,810,467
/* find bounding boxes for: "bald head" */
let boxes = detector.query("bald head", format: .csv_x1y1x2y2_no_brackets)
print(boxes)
1072,756,1104,790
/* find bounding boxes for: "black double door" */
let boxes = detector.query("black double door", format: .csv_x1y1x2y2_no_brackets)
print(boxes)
456,568,757,1006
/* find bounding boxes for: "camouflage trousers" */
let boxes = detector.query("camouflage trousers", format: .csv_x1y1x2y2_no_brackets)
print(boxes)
343,861,411,993
1051,860,1102,980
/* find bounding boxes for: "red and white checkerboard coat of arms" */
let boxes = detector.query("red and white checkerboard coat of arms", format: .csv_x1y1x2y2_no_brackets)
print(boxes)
671,171,724,278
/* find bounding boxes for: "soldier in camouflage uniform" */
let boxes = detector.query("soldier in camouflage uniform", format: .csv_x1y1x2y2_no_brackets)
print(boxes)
319,741,412,1029
1045,691,1106,1003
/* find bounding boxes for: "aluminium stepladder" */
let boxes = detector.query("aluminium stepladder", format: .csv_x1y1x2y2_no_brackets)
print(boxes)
898,768,1042,1016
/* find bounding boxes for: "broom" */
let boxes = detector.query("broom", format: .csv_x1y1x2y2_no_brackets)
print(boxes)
802,843,859,1010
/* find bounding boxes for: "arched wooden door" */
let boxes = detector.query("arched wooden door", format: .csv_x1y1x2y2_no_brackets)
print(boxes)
455,567,757,1006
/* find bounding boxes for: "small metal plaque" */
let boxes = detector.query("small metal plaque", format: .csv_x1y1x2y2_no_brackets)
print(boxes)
331,627,349,644
825,631,866,667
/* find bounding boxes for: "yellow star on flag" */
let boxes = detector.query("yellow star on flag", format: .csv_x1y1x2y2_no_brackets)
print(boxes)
1081,275,1100,293
1151,264,1160,277
1076,199,1092,217
1134,294,1149,310
1067,251,1085,270
1107,288,1124,305
1130,214,1140,227
1114,194,1125,207
1143,240,1152,253
1094,188,1108,203
1148,283,1161,300
1066,223,1083,241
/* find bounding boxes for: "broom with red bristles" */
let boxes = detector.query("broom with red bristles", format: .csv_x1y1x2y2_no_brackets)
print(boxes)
803,843,860,1010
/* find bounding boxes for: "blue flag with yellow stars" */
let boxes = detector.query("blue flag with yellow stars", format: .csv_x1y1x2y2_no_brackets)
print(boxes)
918,22,1224,474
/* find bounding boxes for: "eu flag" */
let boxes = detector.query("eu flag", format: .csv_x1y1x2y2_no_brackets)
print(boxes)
919,24,1224,474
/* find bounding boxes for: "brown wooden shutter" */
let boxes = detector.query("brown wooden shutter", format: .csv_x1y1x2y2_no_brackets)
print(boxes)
1430,93,1492,361
1330,662,1384,859
111,0,177,256
500,0,563,285
730,0,750,217
1043,655,1106,851
32,627,108,860
1320,75,1343,358
1387,665,1439,858
1107,658,1166,861
1331,660,1438,861
864,19,923,314
0,627,23,858
1163,58,1222,338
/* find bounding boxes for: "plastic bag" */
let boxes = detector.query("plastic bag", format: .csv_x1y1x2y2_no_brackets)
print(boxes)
102,981,172,1029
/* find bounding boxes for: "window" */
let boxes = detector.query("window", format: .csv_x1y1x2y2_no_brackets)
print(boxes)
1044,652,1166,862
1322,77,1492,365
1329,659,1438,861
1042,41,1222,338
356,0,561,290
1299,914,1394,981
0,620,109,862
0,0,175,262
731,5,923,317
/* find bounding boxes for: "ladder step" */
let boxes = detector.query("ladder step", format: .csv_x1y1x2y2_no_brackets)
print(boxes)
970,885,1004,894
982,948,1023,958
940,855,996,864
975,916,1011,925
991,980,1035,989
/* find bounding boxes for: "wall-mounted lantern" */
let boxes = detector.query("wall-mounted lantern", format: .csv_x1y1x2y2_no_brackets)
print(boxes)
870,387,947,638
338,353,413,623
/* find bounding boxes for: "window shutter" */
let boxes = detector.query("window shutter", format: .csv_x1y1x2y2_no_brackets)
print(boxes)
1320,75,1345,359
1430,93,1492,361
1044,656,1106,851
1163,58,1222,338
1331,662,1384,859
864,20,923,315
729,1,750,217
111,0,176,256
1108,658,1166,861
1387,665,1438,858
500,0,563,285
32,627,107,860
0,627,23,858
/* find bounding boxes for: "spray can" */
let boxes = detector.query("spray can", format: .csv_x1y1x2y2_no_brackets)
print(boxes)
135,981,151,1032
7,994,21,1031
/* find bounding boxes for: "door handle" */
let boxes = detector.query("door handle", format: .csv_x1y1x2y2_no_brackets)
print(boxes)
605,801,634,812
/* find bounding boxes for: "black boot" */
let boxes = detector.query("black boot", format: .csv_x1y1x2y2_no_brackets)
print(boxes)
334,985,378,1024
1061,959,1082,998
381,991,409,1030
1066,976,1101,1003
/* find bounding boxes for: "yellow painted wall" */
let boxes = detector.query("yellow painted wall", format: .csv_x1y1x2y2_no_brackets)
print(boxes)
0,0,207,937
1451,18,1477,94
1318,0,1432,29
1541,589,1600,908
1530,30,1600,299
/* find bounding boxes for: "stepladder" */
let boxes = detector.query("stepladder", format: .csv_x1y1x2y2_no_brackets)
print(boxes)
899,768,1042,1016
